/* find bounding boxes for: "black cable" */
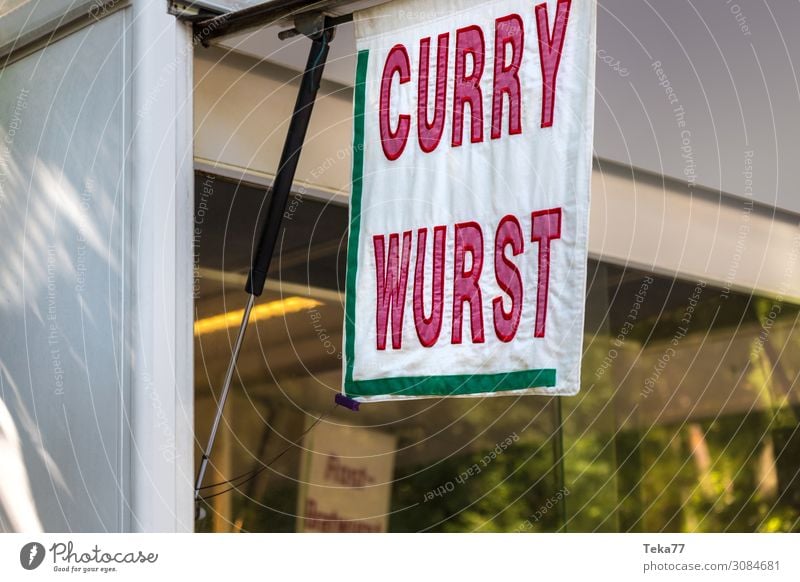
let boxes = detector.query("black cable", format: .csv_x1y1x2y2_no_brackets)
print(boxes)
197,405,334,502
198,462,260,491
199,406,331,493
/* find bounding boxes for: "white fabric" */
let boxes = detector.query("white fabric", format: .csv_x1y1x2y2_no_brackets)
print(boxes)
347,0,596,398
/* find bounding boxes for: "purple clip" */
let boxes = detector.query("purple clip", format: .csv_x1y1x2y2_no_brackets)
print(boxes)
335,393,360,411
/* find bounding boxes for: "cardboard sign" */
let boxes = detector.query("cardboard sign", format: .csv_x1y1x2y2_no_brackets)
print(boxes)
343,0,596,401
296,423,396,532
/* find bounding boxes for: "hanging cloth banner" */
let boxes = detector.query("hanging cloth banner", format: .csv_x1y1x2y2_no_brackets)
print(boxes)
343,0,596,401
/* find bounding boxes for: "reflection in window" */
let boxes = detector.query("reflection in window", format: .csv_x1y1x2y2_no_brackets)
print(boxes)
193,174,800,532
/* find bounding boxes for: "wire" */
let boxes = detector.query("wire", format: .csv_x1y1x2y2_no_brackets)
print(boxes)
199,406,331,496
197,405,334,503
197,461,261,491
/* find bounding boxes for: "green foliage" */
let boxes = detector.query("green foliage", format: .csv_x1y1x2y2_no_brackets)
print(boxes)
612,410,800,533
389,439,563,532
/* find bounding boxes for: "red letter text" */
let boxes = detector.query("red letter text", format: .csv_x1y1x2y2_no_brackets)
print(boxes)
491,14,524,139
493,215,524,342
531,208,562,338
380,44,411,160
418,34,449,153
413,226,447,347
452,26,485,147
374,231,412,349
535,0,571,128
451,221,485,344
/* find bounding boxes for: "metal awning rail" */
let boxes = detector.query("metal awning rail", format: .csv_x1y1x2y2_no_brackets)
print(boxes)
179,0,355,45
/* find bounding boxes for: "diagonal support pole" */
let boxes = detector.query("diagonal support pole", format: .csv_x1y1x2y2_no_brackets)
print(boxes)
194,22,335,504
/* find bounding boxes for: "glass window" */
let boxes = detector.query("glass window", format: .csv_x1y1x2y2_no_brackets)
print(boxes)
194,173,800,533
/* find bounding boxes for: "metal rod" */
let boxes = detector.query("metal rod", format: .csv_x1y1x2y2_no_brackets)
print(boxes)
194,26,334,505
195,294,255,501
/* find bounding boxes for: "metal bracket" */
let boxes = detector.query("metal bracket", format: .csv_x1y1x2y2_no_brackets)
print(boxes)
279,12,350,41
168,1,223,21
190,0,352,46
277,12,336,41
295,12,330,40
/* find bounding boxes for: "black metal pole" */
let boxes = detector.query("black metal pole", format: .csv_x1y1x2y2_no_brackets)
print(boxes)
246,28,333,296
195,24,334,504
553,396,567,532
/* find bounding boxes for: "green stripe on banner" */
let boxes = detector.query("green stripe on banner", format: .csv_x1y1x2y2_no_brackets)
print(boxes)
342,50,558,400
346,369,558,398
344,50,369,388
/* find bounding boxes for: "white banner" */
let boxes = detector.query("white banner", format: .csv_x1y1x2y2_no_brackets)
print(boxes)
343,0,596,400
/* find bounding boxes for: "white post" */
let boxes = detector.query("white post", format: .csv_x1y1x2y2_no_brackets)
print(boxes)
129,0,194,532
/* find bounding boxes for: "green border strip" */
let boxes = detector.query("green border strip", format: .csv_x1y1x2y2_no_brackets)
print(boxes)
347,369,556,398
343,49,557,399
344,50,369,389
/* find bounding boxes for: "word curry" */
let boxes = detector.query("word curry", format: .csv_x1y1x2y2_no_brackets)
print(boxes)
343,0,596,401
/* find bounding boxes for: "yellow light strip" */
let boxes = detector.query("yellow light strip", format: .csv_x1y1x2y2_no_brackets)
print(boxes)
194,296,322,336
